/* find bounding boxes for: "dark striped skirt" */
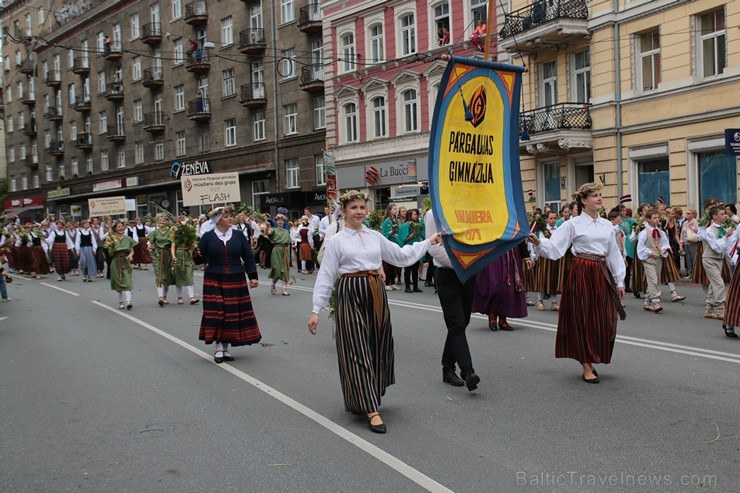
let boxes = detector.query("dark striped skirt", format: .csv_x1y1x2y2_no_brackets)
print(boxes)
51,243,72,274
723,264,740,327
693,243,731,284
14,245,32,272
522,259,535,292
133,238,152,264
199,272,261,346
30,246,51,275
631,257,647,293
660,255,681,284
533,258,560,295
557,250,574,292
556,256,618,364
334,271,393,414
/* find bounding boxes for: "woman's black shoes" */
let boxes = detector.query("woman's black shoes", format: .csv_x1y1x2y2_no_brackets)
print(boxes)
723,325,738,338
463,372,480,391
367,413,386,434
443,369,465,386
214,351,224,364
582,374,600,384
222,351,235,361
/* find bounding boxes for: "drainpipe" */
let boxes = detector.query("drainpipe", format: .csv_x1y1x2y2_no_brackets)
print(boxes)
270,0,280,193
613,0,623,198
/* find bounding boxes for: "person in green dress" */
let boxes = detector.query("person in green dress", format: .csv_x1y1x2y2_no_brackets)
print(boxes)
147,214,174,306
105,219,136,310
170,219,200,305
267,213,292,296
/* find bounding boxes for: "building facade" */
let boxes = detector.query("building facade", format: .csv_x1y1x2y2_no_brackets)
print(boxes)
1,0,326,221
323,0,493,210
498,0,740,211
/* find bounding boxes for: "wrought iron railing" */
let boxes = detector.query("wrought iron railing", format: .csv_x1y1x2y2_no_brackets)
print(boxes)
239,28,266,47
301,65,324,84
499,0,588,39
520,103,591,135
240,83,266,102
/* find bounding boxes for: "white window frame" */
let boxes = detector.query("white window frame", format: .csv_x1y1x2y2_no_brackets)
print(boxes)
571,49,591,103
117,147,126,168
174,38,184,65
636,30,660,93
155,140,165,161
176,131,186,156
284,103,298,135
172,0,182,20
224,118,237,147
697,10,726,80
130,14,140,39
539,60,557,107
315,154,326,186
132,56,141,81
97,71,106,94
253,111,266,141
398,11,417,56
135,142,144,164
280,0,295,24
370,95,388,139
339,30,356,74
364,13,385,64
174,85,185,111
398,86,420,134
133,100,143,122
221,16,234,46
280,48,296,79
313,95,325,130
101,150,109,171
285,158,300,189
431,2,451,50
223,68,235,97
342,101,358,144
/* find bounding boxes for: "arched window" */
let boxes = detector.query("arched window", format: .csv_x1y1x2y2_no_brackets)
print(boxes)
341,33,355,72
344,102,357,143
402,89,418,132
368,24,384,64
372,96,386,138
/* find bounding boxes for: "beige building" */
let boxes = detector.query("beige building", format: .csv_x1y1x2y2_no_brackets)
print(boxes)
1,0,327,221
498,0,739,212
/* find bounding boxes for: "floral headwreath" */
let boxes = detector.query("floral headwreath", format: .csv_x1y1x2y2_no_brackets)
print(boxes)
570,182,603,202
339,190,370,206
207,205,235,219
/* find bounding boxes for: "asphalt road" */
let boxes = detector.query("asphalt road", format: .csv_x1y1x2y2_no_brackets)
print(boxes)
1,268,738,493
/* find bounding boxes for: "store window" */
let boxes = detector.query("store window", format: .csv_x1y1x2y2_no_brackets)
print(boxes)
637,158,670,206
698,151,736,206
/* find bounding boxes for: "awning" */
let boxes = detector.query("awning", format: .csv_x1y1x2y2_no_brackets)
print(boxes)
4,206,43,219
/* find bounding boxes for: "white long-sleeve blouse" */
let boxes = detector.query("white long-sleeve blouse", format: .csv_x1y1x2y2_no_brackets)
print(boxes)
312,226,432,314
45,229,75,250
535,213,626,288
75,228,98,251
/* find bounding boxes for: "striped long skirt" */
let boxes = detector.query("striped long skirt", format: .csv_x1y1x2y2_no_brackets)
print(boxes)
631,257,647,293
199,272,261,346
556,257,618,364
79,245,97,278
30,246,51,275
51,243,72,274
533,258,560,295
14,245,32,273
334,272,394,414
557,250,574,293
133,238,153,265
660,255,682,284
723,265,740,327
522,260,535,293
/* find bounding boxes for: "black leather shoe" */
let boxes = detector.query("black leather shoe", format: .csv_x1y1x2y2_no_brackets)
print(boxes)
443,369,465,386
723,325,738,338
582,375,600,384
464,372,480,391
222,351,235,361
404,288,413,293
214,351,224,364
368,413,386,434
413,288,423,293
633,292,641,299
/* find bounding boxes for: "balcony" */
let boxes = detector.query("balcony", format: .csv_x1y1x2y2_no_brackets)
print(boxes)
104,82,124,102
21,94,36,106
45,71,62,88
103,43,123,61
47,140,65,157
106,124,126,143
184,1,208,26
45,106,63,122
499,0,589,53
72,96,92,113
186,98,211,121
185,50,210,73
300,65,324,92
25,155,39,169
19,59,35,75
142,67,164,88
239,83,266,108
22,122,37,137
238,28,266,54
71,57,90,76
75,132,93,150
143,112,166,132
298,3,323,33
141,22,162,45
520,102,593,155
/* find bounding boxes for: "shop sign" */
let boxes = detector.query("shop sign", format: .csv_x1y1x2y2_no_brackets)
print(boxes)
260,191,302,206
392,185,420,199
47,187,71,199
92,179,123,192
126,177,139,187
305,191,327,203
725,129,740,156
4,195,45,209
70,205,82,217
181,172,240,206
364,160,418,186
170,159,211,179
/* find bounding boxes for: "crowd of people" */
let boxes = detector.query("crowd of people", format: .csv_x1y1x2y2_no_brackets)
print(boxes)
2,185,739,435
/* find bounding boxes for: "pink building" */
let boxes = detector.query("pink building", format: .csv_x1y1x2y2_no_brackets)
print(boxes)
322,0,496,209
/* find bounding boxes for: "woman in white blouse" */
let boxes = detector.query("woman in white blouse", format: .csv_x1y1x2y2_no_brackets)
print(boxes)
529,183,626,384
308,191,442,434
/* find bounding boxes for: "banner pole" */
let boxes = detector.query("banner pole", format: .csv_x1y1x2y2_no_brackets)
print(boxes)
483,3,496,61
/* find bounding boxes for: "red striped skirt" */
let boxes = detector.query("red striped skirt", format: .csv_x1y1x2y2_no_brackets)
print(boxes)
30,246,51,274
533,258,560,295
631,257,647,293
693,243,731,284
724,264,740,327
13,246,32,272
522,260,535,292
557,250,574,292
660,255,681,284
556,256,618,364
51,243,72,274
199,272,261,346
334,271,393,414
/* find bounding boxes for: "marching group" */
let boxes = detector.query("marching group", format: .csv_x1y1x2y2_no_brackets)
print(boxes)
2,184,738,435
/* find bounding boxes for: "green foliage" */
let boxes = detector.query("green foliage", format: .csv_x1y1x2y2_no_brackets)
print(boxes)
173,221,198,247
367,209,384,230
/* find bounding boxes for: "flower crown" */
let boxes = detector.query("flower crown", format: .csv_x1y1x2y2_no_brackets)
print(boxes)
570,182,603,201
339,190,369,206
208,205,235,219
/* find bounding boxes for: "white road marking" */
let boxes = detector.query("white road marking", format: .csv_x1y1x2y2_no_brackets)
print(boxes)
0,317,8,322
91,300,454,493
40,282,80,296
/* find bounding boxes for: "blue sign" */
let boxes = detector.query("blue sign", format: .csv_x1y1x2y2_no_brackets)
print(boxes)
726,129,740,156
